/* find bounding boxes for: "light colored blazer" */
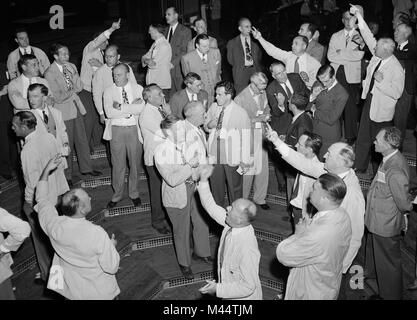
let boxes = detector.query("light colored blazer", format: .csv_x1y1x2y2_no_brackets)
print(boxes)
139,103,166,166
274,142,365,273
7,46,50,80
183,119,208,164
0,208,31,285
8,75,51,113
31,105,69,158
103,83,145,142
187,35,218,53
328,29,365,84
44,62,86,121
357,13,405,122
258,37,321,89
154,138,193,209
197,182,262,300
142,37,172,89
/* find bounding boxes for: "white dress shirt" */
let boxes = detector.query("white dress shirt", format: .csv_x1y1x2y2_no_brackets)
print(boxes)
111,83,137,127
167,22,179,40
19,46,32,55
185,88,197,102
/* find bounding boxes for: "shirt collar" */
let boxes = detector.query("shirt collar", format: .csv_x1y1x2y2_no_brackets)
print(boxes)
229,224,252,235
19,46,31,54
313,209,334,220
117,82,131,92
155,36,164,44
185,88,195,101
399,40,408,50
196,49,206,60
338,170,350,180
240,34,250,42
170,22,179,33
383,149,398,163
55,62,64,73
292,111,304,123
327,79,338,91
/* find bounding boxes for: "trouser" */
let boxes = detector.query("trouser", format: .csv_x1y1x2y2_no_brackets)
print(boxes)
290,206,302,234
166,183,211,267
269,148,286,188
169,64,184,99
336,66,360,141
210,164,243,208
243,148,269,204
0,121,18,176
365,230,403,300
354,95,392,173
0,278,15,300
145,165,168,228
79,89,102,153
65,115,93,179
110,126,142,202
23,201,53,281
393,90,413,149
234,66,255,95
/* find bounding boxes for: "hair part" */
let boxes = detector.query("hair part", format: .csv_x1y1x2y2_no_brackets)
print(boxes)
318,173,347,205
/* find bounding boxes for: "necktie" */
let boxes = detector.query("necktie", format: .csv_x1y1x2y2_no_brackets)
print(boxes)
216,106,226,132
192,94,197,101
368,60,382,96
167,27,173,43
219,227,232,279
122,87,129,104
245,37,253,62
294,57,300,74
291,174,300,200
284,83,293,100
42,110,49,124
62,64,73,91
202,54,207,64
158,106,167,119
346,34,350,47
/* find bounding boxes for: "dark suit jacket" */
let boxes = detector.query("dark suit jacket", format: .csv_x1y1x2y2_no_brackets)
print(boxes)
285,112,313,148
169,88,209,119
266,73,310,135
394,42,417,95
226,35,262,92
311,82,348,150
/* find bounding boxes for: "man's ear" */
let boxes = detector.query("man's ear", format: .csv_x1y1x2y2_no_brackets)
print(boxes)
15,38,19,45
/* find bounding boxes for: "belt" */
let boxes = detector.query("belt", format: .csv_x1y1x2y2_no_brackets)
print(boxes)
113,125,136,128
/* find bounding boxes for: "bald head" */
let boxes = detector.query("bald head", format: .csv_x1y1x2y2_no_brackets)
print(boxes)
105,45,120,67
375,38,396,59
238,18,252,37
184,101,205,127
225,198,257,228
61,188,91,218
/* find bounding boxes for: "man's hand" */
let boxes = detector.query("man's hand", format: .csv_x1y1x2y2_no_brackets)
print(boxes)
252,114,269,123
132,97,143,105
299,71,309,83
99,114,106,124
374,71,384,83
199,280,217,296
251,26,263,40
265,123,281,145
349,4,361,17
113,101,121,110
111,18,121,32
207,117,219,129
188,152,200,168
88,58,103,68
111,233,118,247
352,34,365,47
274,92,286,106
199,164,214,182
40,154,63,181
239,161,254,175
161,99,171,115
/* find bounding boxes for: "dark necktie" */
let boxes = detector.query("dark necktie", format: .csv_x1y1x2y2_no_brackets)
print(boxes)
167,27,173,43
202,54,207,64
294,57,300,74
62,64,73,91
291,174,300,200
216,107,226,132
284,83,293,100
245,37,253,62
122,87,129,104
368,60,382,96
42,110,49,124
219,227,232,281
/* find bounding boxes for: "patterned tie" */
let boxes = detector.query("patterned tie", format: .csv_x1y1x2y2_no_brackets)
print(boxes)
346,34,350,47
62,64,73,91
216,106,226,132
42,110,49,124
158,106,167,119
122,87,129,104
218,227,232,281
294,57,300,74
245,37,253,63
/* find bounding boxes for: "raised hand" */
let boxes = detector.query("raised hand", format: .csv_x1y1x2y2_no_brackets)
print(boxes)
374,71,384,83
111,18,121,31
274,92,286,106
111,233,118,247
251,26,262,40
199,164,214,182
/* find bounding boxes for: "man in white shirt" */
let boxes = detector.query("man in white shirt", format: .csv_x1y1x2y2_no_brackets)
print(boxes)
0,207,31,300
7,29,50,80
277,173,352,299
197,165,262,300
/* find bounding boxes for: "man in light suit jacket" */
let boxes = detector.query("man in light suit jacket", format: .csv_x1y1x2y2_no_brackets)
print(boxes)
7,29,50,80
187,17,218,53
298,22,325,64
310,65,349,160
328,8,365,145
235,72,271,210
165,7,192,96
350,6,405,173
44,44,101,183
227,18,263,95
142,23,173,94
181,34,221,107
197,166,262,300
103,64,144,209
169,72,208,119
8,54,51,113
365,127,412,300
28,84,69,162
253,28,321,90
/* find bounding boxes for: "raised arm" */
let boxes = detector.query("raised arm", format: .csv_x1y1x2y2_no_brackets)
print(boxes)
197,181,227,227
0,208,31,254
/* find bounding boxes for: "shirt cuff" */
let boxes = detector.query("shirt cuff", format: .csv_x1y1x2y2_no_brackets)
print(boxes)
277,142,291,157
0,243,10,253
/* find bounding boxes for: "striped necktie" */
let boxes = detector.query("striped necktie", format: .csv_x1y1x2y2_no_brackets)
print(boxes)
216,107,226,132
122,87,129,104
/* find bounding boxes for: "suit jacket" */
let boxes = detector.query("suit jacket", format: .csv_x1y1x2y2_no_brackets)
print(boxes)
8,75,51,113
312,82,348,148
258,37,321,89
394,41,417,95
31,106,69,157
357,13,405,122
307,40,325,64
266,73,309,134
169,88,209,119
44,62,86,121
183,119,208,164
187,35,218,53
181,49,221,105
328,29,365,84
227,35,262,92
7,46,50,80
366,151,412,237
285,112,313,148
103,83,145,142
142,37,172,89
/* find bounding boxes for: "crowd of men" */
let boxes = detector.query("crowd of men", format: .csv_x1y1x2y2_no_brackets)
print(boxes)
0,3,416,300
